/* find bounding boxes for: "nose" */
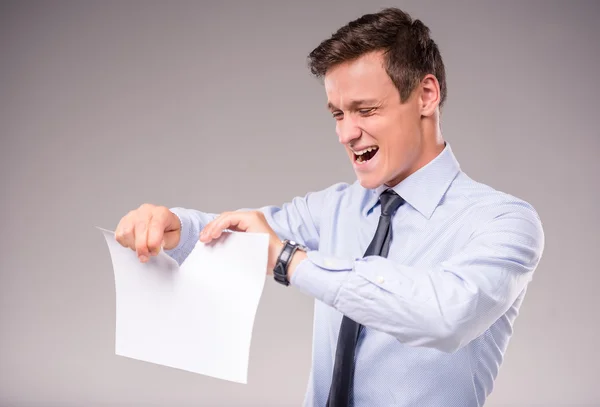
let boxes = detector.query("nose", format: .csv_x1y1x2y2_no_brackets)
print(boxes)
336,116,361,145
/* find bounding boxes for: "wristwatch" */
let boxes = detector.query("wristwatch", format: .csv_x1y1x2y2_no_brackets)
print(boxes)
273,239,307,286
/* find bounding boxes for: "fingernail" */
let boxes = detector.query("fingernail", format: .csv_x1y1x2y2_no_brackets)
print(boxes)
139,255,148,262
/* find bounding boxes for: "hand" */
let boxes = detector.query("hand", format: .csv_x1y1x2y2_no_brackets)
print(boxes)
200,210,284,274
115,204,182,263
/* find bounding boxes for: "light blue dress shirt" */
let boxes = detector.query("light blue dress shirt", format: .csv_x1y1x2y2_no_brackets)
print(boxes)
165,143,545,406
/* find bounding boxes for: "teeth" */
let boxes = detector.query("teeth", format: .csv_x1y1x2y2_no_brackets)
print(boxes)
354,146,378,155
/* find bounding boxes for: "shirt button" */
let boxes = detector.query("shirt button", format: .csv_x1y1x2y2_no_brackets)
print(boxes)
324,259,334,267
376,276,385,284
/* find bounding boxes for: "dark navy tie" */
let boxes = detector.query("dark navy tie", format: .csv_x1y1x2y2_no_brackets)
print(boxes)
326,189,405,407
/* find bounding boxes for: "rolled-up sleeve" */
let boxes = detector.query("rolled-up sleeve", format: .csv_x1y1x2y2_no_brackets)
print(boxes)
291,206,545,353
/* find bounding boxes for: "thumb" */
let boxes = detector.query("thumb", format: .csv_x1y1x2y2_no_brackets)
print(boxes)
163,210,183,250
149,210,181,253
159,230,180,251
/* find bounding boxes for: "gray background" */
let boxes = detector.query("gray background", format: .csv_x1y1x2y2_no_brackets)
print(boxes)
1,0,598,406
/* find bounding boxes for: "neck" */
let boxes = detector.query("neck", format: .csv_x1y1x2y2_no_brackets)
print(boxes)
414,110,445,166
386,117,445,188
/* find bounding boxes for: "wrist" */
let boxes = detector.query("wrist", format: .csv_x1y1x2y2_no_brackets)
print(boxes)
272,239,307,286
269,239,285,273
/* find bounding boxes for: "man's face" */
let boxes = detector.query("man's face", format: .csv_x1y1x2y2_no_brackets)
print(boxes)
324,51,424,189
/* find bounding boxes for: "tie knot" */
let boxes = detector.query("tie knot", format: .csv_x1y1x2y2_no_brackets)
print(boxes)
379,189,404,217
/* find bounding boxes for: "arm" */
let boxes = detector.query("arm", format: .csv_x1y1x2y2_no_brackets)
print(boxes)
288,204,545,353
164,182,350,265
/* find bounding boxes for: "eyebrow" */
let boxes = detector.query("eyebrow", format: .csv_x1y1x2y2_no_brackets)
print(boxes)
327,99,380,111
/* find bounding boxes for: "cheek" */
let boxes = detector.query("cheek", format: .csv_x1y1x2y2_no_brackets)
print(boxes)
381,125,419,165
381,124,409,151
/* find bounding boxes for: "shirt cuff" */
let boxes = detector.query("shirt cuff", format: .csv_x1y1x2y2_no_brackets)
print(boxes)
163,207,197,266
290,251,353,306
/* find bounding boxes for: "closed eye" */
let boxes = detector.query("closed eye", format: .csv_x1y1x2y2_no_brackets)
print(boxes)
331,108,376,120
359,108,376,116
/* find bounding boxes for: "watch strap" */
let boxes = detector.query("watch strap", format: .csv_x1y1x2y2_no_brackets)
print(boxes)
273,240,302,286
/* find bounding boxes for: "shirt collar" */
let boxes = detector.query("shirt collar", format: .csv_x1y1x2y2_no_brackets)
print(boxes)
364,142,461,219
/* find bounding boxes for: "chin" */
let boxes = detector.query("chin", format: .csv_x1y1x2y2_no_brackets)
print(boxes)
356,174,384,190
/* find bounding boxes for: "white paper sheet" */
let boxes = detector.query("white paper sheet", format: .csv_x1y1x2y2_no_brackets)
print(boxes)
98,226,269,384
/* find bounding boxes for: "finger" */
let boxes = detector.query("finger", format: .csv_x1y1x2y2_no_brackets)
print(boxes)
134,209,153,261
199,218,217,242
146,212,166,256
147,208,170,256
200,212,228,241
115,211,136,251
214,213,247,236
199,216,223,243
201,212,243,242
209,215,231,240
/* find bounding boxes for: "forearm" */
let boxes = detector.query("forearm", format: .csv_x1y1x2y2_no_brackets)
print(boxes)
165,203,318,267
289,252,532,352
287,206,543,352
164,184,349,265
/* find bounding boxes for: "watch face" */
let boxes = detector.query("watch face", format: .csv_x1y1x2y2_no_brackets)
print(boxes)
288,240,306,251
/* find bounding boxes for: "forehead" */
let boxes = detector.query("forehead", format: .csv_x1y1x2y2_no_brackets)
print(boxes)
324,51,396,106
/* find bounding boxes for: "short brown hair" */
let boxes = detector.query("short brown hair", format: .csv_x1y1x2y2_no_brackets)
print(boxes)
308,8,447,108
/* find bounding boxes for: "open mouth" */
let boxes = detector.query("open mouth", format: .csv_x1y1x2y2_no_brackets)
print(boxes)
354,146,379,164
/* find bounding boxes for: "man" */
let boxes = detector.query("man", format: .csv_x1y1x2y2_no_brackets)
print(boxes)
115,7,544,407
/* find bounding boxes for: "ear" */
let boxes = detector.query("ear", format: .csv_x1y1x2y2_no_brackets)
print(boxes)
419,74,441,116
